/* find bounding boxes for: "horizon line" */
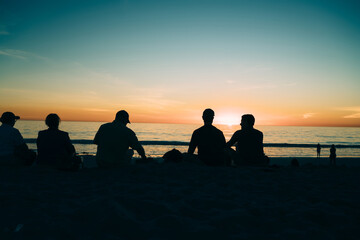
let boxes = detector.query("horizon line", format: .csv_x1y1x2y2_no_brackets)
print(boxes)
16,118,360,128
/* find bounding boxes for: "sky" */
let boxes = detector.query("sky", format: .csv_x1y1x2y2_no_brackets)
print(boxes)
1,0,360,126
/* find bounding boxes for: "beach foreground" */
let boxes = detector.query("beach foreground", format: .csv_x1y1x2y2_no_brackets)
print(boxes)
1,158,360,239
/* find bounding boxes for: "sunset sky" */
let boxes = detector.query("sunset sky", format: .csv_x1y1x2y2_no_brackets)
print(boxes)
1,0,359,126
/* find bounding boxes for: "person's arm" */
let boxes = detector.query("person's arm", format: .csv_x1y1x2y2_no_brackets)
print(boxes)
65,132,76,155
129,133,146,159
93,125,103,145
226,132,238,148
187,131,198,154
134,144,146,159
220,132,226,148
13,129,28,157
259,132,264,155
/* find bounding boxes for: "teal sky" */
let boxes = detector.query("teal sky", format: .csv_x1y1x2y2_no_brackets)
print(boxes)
1,0,360,126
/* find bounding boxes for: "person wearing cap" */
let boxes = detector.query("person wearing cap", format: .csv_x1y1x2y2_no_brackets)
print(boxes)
187,108,227,166
226,114,268,166
94,110,146,167
37,113,78,169
0,111,36,165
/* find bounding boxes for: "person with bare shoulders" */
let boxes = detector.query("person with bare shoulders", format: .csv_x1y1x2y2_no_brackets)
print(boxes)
94,110,146,167
0,112,36,166
188,108,227,166
226,114,268,166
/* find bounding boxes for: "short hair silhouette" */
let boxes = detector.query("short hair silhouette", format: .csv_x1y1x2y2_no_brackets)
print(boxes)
115,110,130,123
202,108,214,123
241,114,255,127
45,114,60,129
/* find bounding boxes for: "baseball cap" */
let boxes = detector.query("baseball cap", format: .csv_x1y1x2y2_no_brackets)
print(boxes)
115,110,130,123
0,112,20,123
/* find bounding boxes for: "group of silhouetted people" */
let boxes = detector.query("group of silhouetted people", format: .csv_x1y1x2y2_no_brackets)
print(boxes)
317,143,337,165
188,108,268,166
0,110,338,168
0,112,82,170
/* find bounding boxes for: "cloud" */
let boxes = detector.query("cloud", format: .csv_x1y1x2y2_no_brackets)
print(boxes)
336,107,360,119
226,80,236,84
344,113,360,119
0,49,49,61
303,113,315,119
0,31,9,35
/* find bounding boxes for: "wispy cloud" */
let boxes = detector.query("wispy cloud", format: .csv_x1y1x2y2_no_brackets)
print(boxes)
0,31,9,35
0,49,49,61
340,107,360,119
303,113,315,119
226,80,236,84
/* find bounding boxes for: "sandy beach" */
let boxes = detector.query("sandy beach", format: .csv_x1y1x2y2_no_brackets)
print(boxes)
1,157,360,239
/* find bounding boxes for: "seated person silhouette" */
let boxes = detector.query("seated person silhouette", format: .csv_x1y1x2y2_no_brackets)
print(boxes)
0,112,36,166
188,108,227,166
37,114,76,168
226,114,267,166
94,110,146,167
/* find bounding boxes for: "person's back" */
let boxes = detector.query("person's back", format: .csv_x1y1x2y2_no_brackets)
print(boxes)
232,128,264,163
37,129,75,165
94,110,146,167
227,114,266,166
0,112,35,165
36,114,75,166
0,124,23,157
188,109,226,166
191,125,226,165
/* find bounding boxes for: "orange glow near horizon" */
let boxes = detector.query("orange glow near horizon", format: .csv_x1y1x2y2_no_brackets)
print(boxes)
3,106,360,127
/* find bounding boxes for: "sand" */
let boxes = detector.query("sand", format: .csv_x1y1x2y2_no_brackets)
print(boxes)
1,157,360,239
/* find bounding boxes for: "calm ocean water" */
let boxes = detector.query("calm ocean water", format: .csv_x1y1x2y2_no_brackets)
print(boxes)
15,120,360,158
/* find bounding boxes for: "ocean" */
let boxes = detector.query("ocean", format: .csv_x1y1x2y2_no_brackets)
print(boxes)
15,120,360,158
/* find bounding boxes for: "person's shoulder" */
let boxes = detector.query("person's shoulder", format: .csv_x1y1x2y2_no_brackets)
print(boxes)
100,122,113,128
8,126,22,135
38,129,47,135
233,129,242,135
58,129,69,136
193,126,205,135
253,128,263,135
252,128,263,138
211,125,224,133
124,126,136,135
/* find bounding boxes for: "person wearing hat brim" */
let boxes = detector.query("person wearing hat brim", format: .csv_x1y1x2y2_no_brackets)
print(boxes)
0,112,36,166
94,110,146,167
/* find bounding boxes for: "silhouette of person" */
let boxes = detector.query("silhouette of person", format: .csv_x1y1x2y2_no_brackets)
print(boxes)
187,108,227,166
37,114,77,168
226,114,267,166
330,144,336,165
317,143,321,158
94,110,146,167
0,111,36,166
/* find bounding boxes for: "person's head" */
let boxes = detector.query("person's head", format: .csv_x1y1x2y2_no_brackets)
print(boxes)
202,108,214,125
115,110,130,125
240,114,255,129
45,113,60,129
0,112,20,127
